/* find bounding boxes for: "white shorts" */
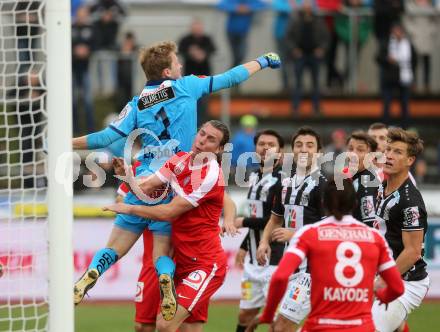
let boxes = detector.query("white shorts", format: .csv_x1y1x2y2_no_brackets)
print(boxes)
372,276,430,332
278,272,311,324
239,262,276,310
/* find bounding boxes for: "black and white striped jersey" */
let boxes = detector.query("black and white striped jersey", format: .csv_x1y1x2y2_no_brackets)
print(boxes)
272,170,327,230
271,170,327,272
352,169,379,227
240,166,284,266
374,177,428,281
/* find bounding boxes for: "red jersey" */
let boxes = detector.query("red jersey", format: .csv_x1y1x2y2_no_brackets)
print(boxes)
261,216,401,331
156,152,225,266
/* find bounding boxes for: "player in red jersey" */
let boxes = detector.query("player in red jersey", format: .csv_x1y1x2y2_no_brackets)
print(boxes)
246,179,404,332
117,163,159,332
105,120,230,332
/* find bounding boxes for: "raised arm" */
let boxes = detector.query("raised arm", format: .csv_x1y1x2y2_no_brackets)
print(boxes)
210,53,281,93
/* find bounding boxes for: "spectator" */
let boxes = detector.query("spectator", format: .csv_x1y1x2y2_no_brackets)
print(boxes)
7,69,45,188
231,115,259,173
178,18,216,76
335,0,372,83
373,0,404,50
316,0,344,89
71,0,84,18
379,24,413,128
272,0,294,91
437,142,440,182
90,0,126,95
116,32,138,113
15,1,42,73
404,0,437,94
218,0,267,67
90,0,125,50
285,0,329,115
72,5,95,135
178,18,216,127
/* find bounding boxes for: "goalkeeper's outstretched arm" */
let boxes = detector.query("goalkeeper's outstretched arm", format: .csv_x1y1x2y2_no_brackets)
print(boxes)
73,126,126,150
209,52,281,93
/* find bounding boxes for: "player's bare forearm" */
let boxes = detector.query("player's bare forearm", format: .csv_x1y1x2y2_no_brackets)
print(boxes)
223,192,236,222
243,61,263,76
261,213,283,244
223,192,238,236
129,196,194,221
72,136,88,149
395,248,421,275
104,203,175,221
139,174,167,195
396,230,423,274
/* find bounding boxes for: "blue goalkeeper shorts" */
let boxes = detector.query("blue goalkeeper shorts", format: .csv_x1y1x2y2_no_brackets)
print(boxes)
114,190,172,236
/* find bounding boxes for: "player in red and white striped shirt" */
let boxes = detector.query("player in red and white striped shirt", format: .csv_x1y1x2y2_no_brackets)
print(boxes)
105,120,231,332
117,161,159,332
246,179,404,332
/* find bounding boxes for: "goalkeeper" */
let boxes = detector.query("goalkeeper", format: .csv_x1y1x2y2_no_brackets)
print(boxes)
72,40,280,320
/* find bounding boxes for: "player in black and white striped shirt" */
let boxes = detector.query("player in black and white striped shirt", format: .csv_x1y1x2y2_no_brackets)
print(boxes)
346,130,380,227
372,128,429,332
257,127,327,332
234,129,285,332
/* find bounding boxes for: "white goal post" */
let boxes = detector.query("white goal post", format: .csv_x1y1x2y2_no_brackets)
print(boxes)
0,0,73,331
47,0,74,331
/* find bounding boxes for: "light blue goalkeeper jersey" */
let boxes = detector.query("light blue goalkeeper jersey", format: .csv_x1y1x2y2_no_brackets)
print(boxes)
87,66,250,175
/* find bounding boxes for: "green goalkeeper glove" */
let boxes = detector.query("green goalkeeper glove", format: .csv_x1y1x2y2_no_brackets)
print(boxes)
256,52,281,69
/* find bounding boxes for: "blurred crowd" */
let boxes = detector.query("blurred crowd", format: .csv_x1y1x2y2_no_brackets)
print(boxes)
8,0,440,186
218,0,440,124
65,0,440,134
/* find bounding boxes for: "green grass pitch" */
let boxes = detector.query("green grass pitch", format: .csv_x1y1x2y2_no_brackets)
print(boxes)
74,301,440,332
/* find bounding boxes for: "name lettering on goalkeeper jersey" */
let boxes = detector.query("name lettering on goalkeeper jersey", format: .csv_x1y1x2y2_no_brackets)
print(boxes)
137,86,175,110
323,287,369,302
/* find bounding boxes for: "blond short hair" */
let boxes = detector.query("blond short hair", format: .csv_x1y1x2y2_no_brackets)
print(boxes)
139,41,177,81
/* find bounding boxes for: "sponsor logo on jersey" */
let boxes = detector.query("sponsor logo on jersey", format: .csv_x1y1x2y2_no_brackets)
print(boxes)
248,202,258,218
281,186,288,203
182,270,207,291
323,287,369,302
138,86,176,110
360,196,375,219
241,281,253,301
290,287,301,300
288,207,297,229
318,227,374,242
112,104,132,127
183,176,191,187
403,206,420,227
135,282,144,302
174,160,185,175
300,193,310,206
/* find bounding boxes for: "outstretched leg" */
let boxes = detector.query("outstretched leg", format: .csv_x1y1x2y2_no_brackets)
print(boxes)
74,226,141,305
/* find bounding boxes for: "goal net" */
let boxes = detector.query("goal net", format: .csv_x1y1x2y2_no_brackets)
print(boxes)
0,1,72,331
